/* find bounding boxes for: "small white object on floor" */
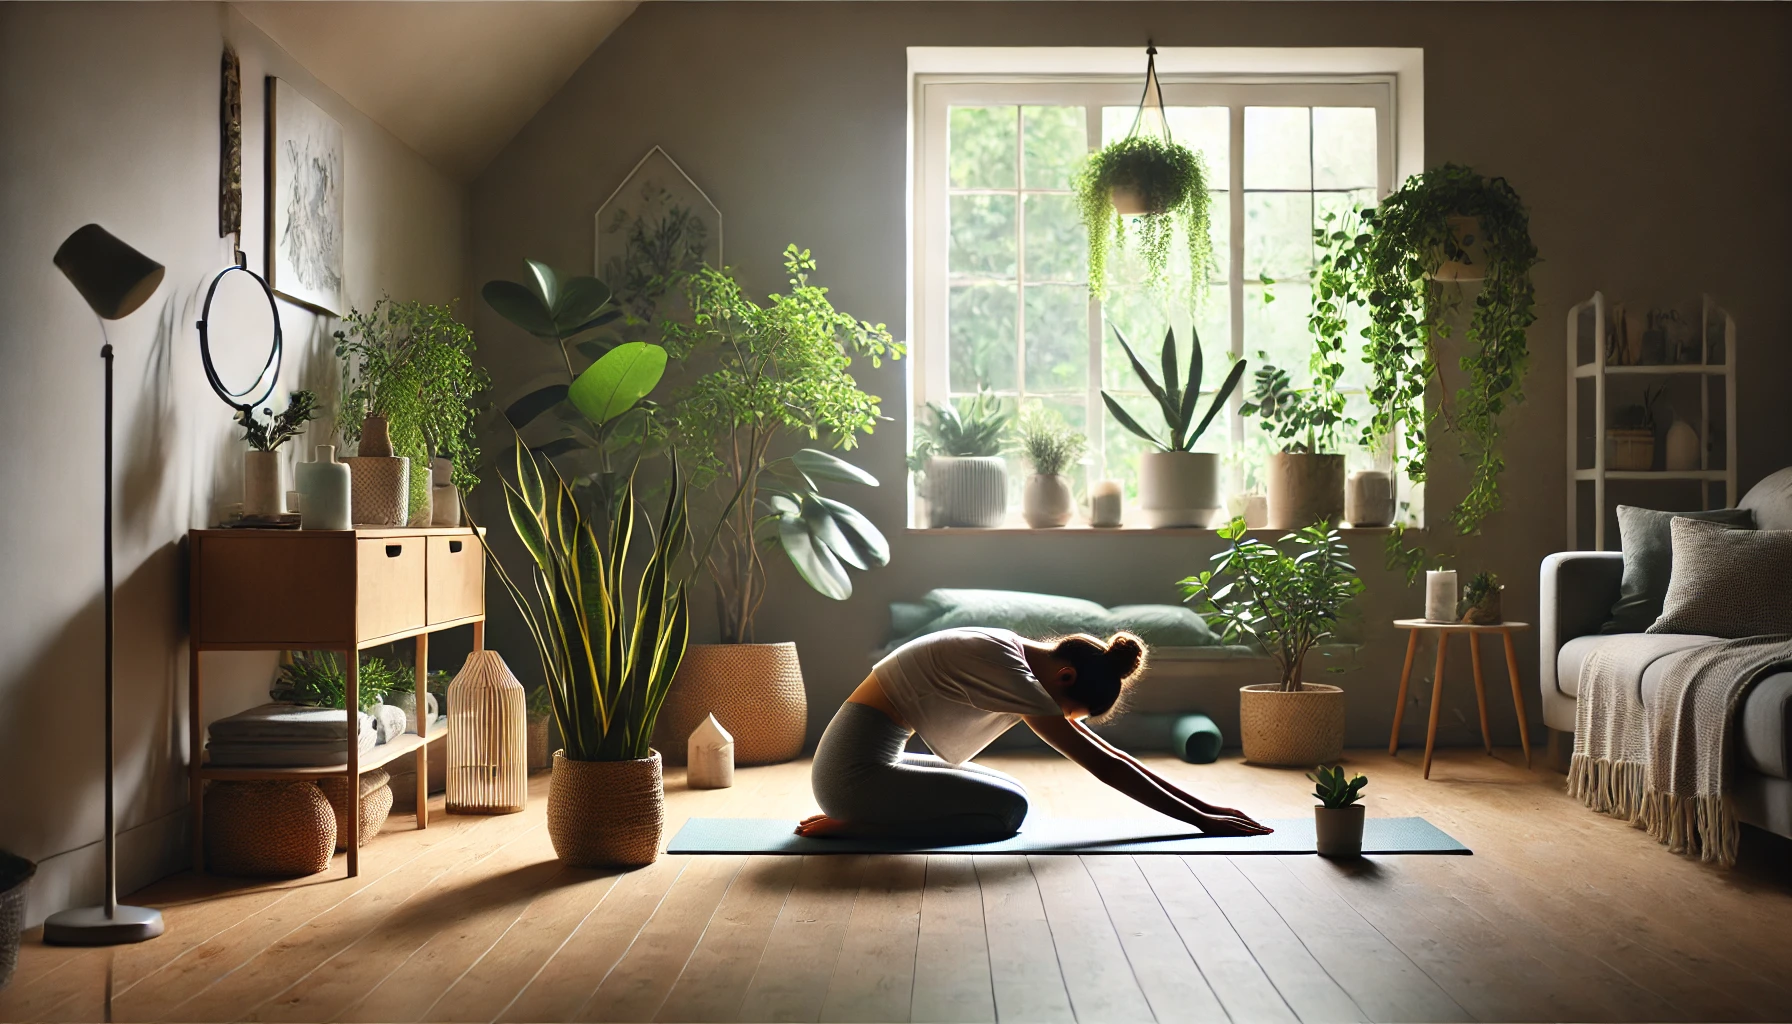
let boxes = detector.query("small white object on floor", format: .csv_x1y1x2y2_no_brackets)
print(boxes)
1425,569,1458,622
687,713,734,789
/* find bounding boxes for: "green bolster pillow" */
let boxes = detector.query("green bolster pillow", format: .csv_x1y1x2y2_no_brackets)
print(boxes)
1173,714,1223,764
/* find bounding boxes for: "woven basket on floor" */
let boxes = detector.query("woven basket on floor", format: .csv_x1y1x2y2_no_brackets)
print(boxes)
204,781,336,877
318,769,393,851
547,750,663,868
652,643,806,767
1238,682,1345,767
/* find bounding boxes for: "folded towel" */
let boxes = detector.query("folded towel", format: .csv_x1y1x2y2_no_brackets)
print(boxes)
209,704,373,742
207,706,377,768
370,705,407,744
207,722,378,767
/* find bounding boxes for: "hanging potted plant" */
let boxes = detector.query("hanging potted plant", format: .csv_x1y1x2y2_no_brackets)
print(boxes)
1074,46,1215,304
915,389,1014,528
1018,409,1086,528
653,245,903,766
235,389,319,517
1102,324,1246,527
1183,520,1363,766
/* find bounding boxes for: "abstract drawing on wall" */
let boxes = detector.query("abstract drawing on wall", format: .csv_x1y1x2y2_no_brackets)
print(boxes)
594,147,720,321
266,77,344,315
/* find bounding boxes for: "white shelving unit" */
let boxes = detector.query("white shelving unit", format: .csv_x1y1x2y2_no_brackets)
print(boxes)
1566,291,1736,549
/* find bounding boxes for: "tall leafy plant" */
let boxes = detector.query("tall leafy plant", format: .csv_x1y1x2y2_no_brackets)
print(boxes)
662,245,903,643
1101,324,1245,452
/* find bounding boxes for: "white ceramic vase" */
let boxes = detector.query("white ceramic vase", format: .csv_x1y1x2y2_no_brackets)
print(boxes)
1664,418,1700,471
430,457,460,527
243,450,283,516
295,445,352,530
1345,470,1395,528
925,455,1008,527
1023,474,1075,528
1138,451,1222,528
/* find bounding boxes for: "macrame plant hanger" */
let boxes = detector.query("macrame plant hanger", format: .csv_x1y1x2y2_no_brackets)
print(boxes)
1127,45,1173,148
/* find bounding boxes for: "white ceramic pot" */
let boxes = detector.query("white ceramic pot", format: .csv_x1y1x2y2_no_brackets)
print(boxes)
1238,682,1345,767
1138,451,1222,528
243,450,284,516
1023,474,1075,528
1664,418,1700,471
1345,470,1395,528
296,445,352,530
926,455,1008,528
1314,804,1365,858
1266,453,1345,530
430,457,461,526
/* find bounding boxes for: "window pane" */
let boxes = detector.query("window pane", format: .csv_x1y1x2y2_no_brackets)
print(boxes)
1023,193,1086,283
1023,106,1085,190
1208,191,1230,282
1024,284,1088,393
950,194,1016,279
1244,107,1311,190
1313,107,1377,190
1244,281,1315,388
949,106,1016,189
949,282,1016,392
1244,192,1313,282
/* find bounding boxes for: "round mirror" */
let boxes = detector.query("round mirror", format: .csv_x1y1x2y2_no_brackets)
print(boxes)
197,264,282,412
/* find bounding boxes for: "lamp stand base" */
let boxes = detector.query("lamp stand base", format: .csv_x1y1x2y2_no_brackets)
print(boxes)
42,904,164,945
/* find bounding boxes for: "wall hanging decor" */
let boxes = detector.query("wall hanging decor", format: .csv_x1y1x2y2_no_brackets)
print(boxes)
218,49,242,245
445,651,528,814
266,77,344,315
595,146,720,320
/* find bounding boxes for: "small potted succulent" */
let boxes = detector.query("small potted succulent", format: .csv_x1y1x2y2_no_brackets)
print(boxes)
1308,764,1368,857
236,390,319,517
915,389,1014,528
1459,571,1504,625
1102,324,1246,528
1018,410,1087,528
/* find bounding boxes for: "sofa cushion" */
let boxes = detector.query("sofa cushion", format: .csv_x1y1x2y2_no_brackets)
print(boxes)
1649,518,1792,637
1740,466,1792,532
1558,634,1792,779
1602,505,1755,634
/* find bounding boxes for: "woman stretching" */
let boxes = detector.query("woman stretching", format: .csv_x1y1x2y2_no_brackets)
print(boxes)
799,627,1270,842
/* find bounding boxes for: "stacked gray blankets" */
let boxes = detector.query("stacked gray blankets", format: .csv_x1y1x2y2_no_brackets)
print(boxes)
207,704,384,767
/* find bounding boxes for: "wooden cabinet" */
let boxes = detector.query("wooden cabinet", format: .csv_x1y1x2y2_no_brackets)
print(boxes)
187,526,485,877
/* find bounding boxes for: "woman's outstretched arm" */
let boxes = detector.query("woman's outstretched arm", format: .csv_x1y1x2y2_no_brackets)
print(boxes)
1024,715,1272,835
1066,719,1255,821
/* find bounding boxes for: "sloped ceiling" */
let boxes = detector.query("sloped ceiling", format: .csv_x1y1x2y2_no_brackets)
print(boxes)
236,1,638,181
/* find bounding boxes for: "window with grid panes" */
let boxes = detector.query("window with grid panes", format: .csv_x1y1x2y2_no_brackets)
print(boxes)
914,78,1395,525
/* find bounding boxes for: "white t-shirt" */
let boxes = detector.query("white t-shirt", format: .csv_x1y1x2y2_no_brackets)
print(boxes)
872,627,1064,764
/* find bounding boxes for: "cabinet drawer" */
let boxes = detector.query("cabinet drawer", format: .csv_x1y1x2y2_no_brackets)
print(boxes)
357,538,426,641
427,534,484,624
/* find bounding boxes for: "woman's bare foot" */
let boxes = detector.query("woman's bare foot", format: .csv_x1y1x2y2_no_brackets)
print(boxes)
795,813,853,837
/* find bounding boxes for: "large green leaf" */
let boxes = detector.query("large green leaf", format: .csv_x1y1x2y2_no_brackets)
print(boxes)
526,259,560,312
482,280,556,338
554,276,612,329
505,384,570,428
791,448,878,487
816,495,889,568
1189,359,1249,446
800,495,860,569
567,343,667,426
778,516,851,599
1101,392,1169,452
1110,323,1170,414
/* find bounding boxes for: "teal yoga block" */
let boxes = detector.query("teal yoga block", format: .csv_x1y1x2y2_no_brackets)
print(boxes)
1173,714,1223,764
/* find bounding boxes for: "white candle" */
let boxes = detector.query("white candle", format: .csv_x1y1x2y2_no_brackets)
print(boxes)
1425,570,1458,622
1090,479,1123,528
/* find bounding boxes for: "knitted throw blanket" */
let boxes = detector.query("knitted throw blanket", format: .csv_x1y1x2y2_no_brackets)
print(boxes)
1569,634,1792,865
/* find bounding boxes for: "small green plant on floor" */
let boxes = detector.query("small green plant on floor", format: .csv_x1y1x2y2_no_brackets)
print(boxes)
1309,764,1368,808
237,390,320,451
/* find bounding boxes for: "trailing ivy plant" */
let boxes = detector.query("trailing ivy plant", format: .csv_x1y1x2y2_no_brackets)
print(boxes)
1074,135,1214,306
1323,165,1539,580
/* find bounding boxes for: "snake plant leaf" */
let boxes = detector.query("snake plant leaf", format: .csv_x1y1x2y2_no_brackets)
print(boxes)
1161,326,1180,404
567,342,666,426
1110,323,1170,412
482,279,557,338
503,480,550,571
778,515,852,599
505,384,570,429
791,448,878,487
525,259,560,312
1190,359,1249,445
1101,392,1170,452
816,495,890,568
515,434,547,517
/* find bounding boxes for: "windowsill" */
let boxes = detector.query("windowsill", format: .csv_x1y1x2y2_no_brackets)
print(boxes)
907,523,1401,535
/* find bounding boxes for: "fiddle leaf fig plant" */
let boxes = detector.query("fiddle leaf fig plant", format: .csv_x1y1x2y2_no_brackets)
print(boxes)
1101,324,1246,452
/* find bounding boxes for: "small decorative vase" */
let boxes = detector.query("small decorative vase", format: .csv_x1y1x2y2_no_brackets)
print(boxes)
345,455,409,526
1023,474,1075,528
359,413,395,458
1266,452,1345,530
653,643,806,767
687,714,735,790
1090,479,1123,528
1314,804,1365,858
295,445,352,530
926,455,1008,527
1344,470,1395,528
547,751,663,868
1237,683,1345,767
1664,418,1700,471
1425,570,1458,623
243,450,284,516
445,651,528,814
430,457,460,527
1138,451,1222,528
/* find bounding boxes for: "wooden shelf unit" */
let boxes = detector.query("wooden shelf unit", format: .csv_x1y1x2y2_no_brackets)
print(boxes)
187,525,486,876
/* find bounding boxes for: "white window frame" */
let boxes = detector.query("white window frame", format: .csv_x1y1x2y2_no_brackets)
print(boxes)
907,48,1424,528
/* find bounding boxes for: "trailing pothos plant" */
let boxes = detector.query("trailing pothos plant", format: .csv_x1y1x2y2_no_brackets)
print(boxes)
661,245,904,644
1327,165,1539,579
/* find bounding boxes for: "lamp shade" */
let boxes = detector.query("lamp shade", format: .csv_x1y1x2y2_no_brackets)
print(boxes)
53,224,164,320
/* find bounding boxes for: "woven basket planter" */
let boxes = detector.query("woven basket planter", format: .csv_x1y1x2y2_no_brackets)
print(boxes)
446,651,528,813
317,769,393,851
652,643,806,767
204,780,336,877
547,750,663,868
528,716,552,773
344,455,409,526
1238,682,1345,767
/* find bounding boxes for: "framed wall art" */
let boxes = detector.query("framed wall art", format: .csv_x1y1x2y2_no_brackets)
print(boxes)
265,76,344,315
594,146,720,321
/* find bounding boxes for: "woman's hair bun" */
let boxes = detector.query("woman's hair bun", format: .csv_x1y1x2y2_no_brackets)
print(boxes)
1104,632,1145,679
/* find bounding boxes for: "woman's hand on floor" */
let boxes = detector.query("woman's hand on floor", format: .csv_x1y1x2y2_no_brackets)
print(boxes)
1191,810,1275,836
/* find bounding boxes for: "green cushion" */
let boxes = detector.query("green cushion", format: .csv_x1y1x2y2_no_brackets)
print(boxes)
886,589,1220,651
1602,505,1755,634
1172,714,1223,763
1109,605,1218,648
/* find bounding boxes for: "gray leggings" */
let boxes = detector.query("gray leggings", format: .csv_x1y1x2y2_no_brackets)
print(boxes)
811,701,1029,842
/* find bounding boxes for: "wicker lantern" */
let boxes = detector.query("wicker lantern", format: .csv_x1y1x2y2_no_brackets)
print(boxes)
445,651,528,813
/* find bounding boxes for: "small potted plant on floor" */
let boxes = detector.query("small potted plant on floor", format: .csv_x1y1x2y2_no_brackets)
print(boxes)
1104,324,1246,528
1182,519,1364,766
1018,410,1086,528
1308,764,1368,857
916,389,1014,528
236,390,319,517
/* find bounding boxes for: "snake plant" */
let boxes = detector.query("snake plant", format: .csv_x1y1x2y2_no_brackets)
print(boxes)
1101,324,1247,452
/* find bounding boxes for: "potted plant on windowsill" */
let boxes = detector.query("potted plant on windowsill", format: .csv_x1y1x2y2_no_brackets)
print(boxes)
916,389,1014,528
653,245,902,766
1102,324,1246,528
1182,519,1364,766
1018,409,1086,528
236,389,319,517
1308,764,1368,857
1242,353,1353,530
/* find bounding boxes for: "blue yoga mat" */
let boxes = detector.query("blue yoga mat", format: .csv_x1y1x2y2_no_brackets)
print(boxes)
667,816,1469,856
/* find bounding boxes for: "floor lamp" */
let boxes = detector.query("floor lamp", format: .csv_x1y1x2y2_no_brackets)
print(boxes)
43,224,168,946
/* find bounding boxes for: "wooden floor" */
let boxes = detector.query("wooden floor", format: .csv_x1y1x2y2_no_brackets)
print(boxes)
6,749,1792,1023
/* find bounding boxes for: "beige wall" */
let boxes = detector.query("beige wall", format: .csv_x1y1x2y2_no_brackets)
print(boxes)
471,3,1792,760
0,1,467,925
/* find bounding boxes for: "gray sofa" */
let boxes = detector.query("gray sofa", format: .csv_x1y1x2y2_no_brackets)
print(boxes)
1540,468,1792,842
